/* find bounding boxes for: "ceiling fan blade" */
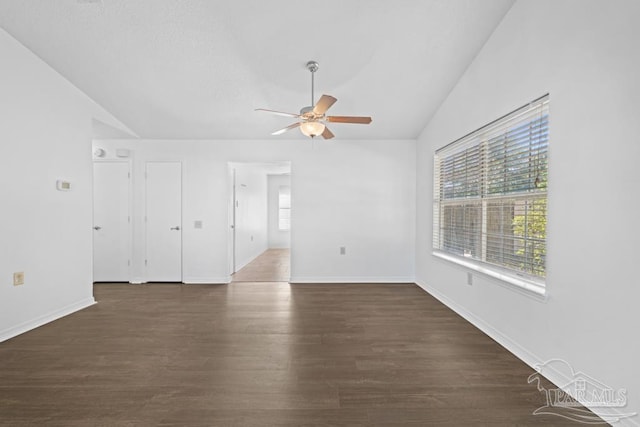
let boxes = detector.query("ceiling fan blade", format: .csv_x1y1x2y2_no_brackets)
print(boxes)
326,116,372,124
272,122,301,135
255,108,300,118
313,95,338,115
321,127,335,140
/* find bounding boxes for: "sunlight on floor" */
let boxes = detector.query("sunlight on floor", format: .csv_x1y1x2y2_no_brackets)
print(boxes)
232,248,290,282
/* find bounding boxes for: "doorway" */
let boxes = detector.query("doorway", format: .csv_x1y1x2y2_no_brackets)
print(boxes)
228,162,291,282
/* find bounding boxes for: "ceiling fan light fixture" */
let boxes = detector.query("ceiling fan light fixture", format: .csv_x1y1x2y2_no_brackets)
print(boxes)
300,121,325,138
256,60,371,139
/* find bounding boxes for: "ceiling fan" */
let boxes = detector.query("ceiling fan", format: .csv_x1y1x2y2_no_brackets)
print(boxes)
256,61,372,139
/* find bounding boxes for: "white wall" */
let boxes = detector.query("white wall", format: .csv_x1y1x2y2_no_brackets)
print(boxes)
0,28,134,341
268,174,291,249
94,139,416,284
231,163,269,271
415,0,640,423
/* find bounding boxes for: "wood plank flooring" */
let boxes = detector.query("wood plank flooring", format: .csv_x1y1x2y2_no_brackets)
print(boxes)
0,283,596,426
232,248,290,282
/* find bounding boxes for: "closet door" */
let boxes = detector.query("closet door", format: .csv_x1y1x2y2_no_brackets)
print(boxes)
93,161,131,282
145,161,182,282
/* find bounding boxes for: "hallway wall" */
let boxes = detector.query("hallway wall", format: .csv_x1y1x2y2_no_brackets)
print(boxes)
231,163,269,272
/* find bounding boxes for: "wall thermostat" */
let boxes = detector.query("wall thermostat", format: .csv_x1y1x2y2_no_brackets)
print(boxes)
56,180,71,191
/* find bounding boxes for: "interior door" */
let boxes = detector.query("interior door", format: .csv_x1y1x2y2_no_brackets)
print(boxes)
146,161,182,282
93,161,130,282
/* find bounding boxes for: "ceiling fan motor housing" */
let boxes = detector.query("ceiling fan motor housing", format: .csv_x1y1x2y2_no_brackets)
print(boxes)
300,106,314,115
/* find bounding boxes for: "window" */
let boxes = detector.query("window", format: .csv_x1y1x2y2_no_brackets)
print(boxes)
433,95,549,295
278,185,291,231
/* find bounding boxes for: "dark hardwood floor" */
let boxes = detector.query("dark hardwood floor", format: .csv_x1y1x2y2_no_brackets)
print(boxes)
0,283,595,426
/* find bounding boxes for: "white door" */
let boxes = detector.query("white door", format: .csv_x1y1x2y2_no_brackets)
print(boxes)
93,161,130,282
146,162,182,281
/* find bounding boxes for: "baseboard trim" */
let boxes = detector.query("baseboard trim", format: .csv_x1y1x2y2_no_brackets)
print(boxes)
289,276,415,284
415,280,542,366
0,297,96,343
182,276,231,285
415,280,639,426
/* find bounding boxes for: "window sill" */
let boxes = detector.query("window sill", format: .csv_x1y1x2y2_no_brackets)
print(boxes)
432,251,547,299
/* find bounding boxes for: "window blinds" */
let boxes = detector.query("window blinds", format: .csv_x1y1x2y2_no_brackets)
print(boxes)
433,95,549,284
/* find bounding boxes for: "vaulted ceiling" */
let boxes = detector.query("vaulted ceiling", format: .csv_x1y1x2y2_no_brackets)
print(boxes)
0,0,514,140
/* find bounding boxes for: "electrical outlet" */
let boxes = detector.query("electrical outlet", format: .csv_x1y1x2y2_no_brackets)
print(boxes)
467,272,473,286
13,272,25,286
340,246,346,255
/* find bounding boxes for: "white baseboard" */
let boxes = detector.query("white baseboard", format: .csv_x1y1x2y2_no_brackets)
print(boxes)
0,297,96,343
123,278,232,285
182,276,231,285
289,276,415,284
415,280,639,427
415,280,544,366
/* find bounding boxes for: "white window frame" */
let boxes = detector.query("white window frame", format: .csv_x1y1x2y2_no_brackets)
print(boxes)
278,185,291,231
433,95,549,296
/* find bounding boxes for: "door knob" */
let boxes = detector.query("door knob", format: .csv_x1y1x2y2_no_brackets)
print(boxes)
93,226,102,230
170,226,181,231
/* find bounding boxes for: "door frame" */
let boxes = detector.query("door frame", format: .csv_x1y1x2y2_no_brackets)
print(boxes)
227,161,292,282
227,165,237,277
92,159,132,282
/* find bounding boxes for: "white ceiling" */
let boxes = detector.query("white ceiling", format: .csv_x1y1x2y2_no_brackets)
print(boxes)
0,0,514,140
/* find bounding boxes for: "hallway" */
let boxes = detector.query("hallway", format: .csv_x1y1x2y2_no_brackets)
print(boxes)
232,248,290,282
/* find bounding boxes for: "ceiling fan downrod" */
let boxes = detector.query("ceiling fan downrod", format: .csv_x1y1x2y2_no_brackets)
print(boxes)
307,60,319,107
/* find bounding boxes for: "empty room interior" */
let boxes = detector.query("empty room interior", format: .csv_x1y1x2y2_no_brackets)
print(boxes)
1,0,639,425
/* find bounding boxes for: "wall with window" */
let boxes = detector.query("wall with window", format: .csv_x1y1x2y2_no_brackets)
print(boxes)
416,0,640,420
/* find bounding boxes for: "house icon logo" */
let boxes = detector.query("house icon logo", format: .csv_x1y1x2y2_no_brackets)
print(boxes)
528,359,636,424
